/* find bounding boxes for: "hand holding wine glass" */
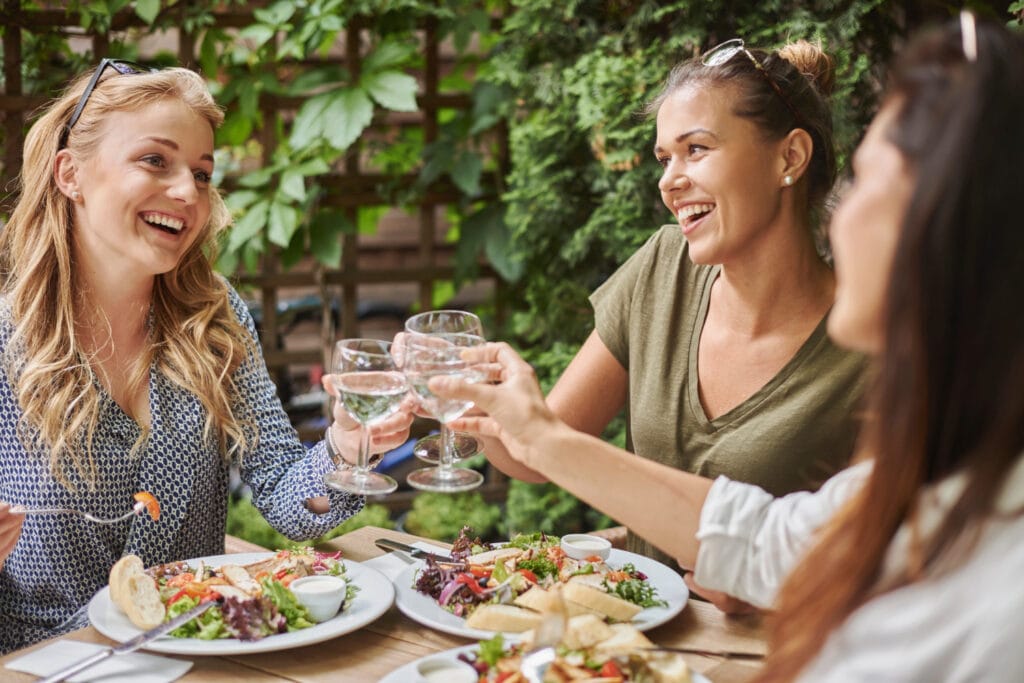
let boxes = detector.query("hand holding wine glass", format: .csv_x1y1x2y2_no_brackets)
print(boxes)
323,339,407,496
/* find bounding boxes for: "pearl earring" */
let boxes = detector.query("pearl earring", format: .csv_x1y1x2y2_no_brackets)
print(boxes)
783,175,794,187
71,191,80,201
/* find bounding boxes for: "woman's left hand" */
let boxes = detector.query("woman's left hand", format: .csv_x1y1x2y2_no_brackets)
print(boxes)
321,375,416,467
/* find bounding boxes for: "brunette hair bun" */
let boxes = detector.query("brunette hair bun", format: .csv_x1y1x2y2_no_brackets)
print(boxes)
779,40,836,96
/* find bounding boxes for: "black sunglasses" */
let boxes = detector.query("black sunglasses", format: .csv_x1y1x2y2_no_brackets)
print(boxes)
701,39,807,129
58,59,155,149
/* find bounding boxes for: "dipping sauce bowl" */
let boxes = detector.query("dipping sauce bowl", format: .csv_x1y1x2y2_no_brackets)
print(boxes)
289,575,347,622
560,533,612,561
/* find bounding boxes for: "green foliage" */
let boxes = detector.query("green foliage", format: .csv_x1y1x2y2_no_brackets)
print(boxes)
226,495,395,549
402,491,503,541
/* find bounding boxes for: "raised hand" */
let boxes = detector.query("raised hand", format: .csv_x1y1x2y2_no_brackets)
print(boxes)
321,373,416,467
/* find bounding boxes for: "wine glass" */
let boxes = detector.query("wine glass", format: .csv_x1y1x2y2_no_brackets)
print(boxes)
323,339,407,496
401,333,486,492
404,310,484,464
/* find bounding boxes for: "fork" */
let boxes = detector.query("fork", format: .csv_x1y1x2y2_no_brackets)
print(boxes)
520,590,567,683
9,500,148,525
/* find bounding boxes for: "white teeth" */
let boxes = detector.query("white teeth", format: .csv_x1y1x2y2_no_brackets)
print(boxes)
677,203,715,221
141,212,184,232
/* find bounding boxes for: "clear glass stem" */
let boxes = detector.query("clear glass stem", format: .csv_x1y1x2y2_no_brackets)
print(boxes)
438,422,454,478
356,422,371,480
445,427,458,461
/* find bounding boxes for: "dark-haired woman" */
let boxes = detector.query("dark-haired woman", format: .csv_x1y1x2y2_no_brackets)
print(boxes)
480,40,867,571
435,14,1024,681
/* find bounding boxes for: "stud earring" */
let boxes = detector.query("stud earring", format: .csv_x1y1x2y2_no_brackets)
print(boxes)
783,175,794,187
71,191,80,201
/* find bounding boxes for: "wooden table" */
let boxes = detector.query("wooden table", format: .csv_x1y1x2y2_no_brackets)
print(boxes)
1,526,766,682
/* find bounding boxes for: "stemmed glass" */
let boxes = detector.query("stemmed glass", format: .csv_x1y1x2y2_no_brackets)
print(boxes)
404,310,484,464
401,332,486,492
323,339,407,495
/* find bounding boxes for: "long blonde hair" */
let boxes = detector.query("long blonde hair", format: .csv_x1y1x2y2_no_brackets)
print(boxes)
0,66,254,488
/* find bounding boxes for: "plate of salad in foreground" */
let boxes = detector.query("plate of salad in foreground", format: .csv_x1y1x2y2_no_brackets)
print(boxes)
393,530,688,640
379,629,711,683
88,549,394,655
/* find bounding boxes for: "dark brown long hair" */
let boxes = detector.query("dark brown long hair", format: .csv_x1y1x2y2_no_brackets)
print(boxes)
757,17,1024,682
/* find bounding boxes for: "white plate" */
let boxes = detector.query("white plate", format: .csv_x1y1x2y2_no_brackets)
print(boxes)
392,548,689,640
88,551,394,655
378,644,713,683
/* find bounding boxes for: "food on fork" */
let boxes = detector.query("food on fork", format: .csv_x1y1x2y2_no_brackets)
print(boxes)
132,491,160,521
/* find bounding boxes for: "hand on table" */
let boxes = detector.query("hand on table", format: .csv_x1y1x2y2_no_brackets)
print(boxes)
321,374,416,467
684,572,760,617
0,501,25,571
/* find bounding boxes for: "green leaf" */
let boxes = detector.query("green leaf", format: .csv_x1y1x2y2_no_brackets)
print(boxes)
362,41,415,73
362,71,418,112
224,190,261,212
228,199,269,251
253,2,295,27
308,208,351,267
279,169,306,203
294,158,331,176
134,0,159,24
216,110,252,147
238,24,275,48
267,201,300,247
237,167,275,189
289,92,333,149
322,88,374,150
450,151,483,196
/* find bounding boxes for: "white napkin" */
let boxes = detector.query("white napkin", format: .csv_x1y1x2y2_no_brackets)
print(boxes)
364,541,449,581
4,640,193,683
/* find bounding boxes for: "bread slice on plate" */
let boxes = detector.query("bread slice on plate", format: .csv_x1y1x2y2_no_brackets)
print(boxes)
464,604,544,633
562,582,643,622
108,554,144,608
592,622,655,653
562,614,615,650
122,573,166,630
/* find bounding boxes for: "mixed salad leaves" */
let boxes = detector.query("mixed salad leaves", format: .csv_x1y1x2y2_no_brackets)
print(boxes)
150,548,357,641
413,527,666,620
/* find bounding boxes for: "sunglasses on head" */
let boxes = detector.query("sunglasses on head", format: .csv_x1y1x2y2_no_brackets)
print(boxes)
58,58,155,149
701,38,807,128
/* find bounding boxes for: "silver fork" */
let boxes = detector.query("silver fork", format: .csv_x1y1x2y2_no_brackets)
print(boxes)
9,500,148,525
520,591,567,683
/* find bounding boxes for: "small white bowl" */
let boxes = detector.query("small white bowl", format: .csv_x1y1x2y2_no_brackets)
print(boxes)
289,575,347,623
561,533,612,561
415,657,478,683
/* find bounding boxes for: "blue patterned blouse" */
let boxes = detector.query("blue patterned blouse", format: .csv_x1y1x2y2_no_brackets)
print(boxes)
0,284,363,654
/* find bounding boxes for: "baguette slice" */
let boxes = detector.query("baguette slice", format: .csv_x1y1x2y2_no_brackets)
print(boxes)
467,547,522,566
592,622,654,653
513,586,559,613
465,604,543,633
562,613,614,650
108,554,145,609
562,582,643,622
122,572,166,630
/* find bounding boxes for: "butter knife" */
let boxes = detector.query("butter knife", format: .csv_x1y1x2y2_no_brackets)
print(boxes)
374,538,457,564
38,600,217,683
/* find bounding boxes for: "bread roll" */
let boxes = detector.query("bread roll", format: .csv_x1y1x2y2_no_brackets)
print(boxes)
562,582,643,622
108,554,144,608
122,573,166,630
464,604,543,633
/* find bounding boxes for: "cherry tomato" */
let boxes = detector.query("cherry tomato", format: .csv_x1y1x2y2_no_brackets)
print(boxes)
516,568,538,583
600,660,623,677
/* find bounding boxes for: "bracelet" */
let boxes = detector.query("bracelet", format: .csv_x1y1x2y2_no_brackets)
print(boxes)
323,426,383,470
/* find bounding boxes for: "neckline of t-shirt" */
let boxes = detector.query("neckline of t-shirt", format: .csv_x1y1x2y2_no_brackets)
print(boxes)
686,264,831,431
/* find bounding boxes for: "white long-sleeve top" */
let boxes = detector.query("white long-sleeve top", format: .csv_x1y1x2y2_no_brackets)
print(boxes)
694,458,1024,682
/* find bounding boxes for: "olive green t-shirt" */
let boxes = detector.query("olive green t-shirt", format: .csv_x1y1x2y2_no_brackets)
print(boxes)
590,225,867,566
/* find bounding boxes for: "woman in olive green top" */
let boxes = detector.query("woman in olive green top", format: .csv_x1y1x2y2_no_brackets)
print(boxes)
472,39,866,583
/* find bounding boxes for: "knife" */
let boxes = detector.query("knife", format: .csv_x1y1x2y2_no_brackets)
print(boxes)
374,538,458,564
38,600,218,683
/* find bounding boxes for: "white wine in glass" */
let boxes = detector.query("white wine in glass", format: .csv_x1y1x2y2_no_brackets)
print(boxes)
323,339,406,496
404,309,484,464
402,333,486,492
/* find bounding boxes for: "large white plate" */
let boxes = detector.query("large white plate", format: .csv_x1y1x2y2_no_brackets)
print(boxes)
88,551,394,655
392,548,689,640
379,644,713,683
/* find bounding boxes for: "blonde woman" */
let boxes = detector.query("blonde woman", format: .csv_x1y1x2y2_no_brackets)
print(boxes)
0,63,399,653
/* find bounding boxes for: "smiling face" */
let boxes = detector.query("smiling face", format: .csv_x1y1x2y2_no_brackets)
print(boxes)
654,82,791,265
827,100,916,354
67,97,214,284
